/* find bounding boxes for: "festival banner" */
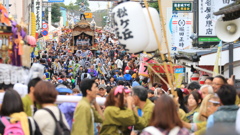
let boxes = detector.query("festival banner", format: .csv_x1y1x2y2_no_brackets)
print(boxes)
171,17,192,49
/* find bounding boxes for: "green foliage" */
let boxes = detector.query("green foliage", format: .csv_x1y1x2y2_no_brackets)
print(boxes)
92,10,108,27
149,2,159,11
75,0,90,7
44,3,62,23
52,3,62,23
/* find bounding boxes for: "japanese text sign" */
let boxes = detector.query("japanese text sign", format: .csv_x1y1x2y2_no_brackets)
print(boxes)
172,2,192,12
198,0,234,36
34,0,42,31
112,2,149,53
171,18,192,49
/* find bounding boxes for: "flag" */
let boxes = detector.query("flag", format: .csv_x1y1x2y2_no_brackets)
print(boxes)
213,41,222,76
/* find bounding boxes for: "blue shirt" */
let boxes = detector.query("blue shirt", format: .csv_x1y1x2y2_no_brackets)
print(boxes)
207,114,214,129
132,81,140,87
124,74,132,81
58,102,77,129
117,77,125,82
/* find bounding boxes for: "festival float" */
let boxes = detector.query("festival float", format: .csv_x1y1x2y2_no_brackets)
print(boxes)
0,3,38,86
71,19,97,53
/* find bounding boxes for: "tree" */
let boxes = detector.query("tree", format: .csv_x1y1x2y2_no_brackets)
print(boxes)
93,9,108,27
75,0,91,11
149,2,159,11
75,0,89,6
44,3,62,24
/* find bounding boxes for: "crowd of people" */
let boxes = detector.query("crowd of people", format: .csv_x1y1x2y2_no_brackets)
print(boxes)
0,30,240,135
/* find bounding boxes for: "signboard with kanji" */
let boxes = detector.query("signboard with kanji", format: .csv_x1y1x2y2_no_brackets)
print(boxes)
171,17,192,49
198,0,234,36
34,0,42,31
172,2,192,12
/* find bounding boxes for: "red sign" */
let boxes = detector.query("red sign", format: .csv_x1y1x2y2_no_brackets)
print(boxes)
42,23,48,29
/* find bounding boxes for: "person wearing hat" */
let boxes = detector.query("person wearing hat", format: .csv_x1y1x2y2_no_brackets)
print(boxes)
97,84,107,97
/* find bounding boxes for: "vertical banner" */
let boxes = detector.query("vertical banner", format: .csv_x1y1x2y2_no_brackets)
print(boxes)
198,0,234,36
31,13,36,37
139,62,149,77
34,0,42,31
172,18,192,49
139,57,157,77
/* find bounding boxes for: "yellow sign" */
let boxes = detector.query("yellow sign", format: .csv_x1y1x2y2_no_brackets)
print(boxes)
84,13,92,18
31,12,36,37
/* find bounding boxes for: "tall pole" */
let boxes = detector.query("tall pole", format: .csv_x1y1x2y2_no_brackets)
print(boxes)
193,0,199,47
48,3,52,31
5,0,9,12
229,43,233,77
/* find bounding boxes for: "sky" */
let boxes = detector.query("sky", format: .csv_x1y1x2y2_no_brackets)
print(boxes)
64,0,111,11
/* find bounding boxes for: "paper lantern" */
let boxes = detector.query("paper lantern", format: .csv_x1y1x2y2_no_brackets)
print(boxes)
199,75,209,85
25,35,36,47
143,7,162,52
112,2,149,53
190,72,200,82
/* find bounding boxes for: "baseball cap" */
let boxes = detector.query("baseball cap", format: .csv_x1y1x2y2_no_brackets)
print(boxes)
56,87,73,94
99,84,106,89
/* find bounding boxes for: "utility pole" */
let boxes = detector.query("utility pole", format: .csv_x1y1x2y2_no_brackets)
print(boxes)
48,3,52,31
193,0,199,47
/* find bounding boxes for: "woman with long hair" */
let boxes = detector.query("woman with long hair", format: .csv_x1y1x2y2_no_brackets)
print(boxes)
100,86,136,135
183,91,202,123
141,95,189,135
193,94,214,123
175,88,188,113
182,94,220,135
0,89,42,135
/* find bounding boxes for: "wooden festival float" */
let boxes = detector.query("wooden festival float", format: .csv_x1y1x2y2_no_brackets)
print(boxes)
71,19,96,53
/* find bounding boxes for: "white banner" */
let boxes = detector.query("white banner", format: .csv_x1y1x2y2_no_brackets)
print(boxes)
198,0,234,36
34,0,42,31
171,18,192,49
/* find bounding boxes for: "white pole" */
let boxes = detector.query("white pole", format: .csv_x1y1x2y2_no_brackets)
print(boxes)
3,0,10,12
48,3,52,31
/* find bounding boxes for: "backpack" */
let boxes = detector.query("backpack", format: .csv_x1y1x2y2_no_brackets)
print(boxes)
1,117,24,135
43,108,70,135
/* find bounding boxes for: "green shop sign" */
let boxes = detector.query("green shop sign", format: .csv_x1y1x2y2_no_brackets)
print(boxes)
198,37,221,42
172,2,192,12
